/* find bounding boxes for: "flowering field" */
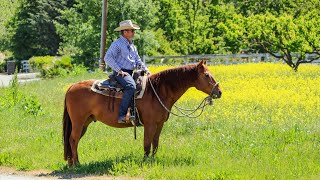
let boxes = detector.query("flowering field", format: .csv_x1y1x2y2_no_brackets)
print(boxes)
162,63,320,124
0,63,320,179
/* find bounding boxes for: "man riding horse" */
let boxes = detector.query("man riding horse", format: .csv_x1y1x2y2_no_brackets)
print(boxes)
104,20,150,124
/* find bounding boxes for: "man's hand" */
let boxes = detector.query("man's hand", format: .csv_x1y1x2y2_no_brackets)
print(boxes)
117,70,129,77
146,71,151,76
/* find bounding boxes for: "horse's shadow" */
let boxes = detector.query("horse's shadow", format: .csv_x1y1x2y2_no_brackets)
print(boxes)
43,155,142,179
37,154,196,179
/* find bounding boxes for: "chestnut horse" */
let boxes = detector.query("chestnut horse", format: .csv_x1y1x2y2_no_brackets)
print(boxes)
63,60,222,166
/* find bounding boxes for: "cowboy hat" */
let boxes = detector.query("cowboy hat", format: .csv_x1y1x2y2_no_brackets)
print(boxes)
114,20,140,31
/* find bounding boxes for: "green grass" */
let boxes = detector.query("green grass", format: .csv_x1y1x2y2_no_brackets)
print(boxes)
1,64,320,179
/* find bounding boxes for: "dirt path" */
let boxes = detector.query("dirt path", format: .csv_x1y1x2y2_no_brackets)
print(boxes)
0,167,142,180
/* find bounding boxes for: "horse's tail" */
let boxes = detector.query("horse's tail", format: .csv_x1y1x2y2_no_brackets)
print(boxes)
63,87,72,161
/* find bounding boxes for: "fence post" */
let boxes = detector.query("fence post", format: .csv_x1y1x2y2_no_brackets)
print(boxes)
305,53,309,61
143,55,146,64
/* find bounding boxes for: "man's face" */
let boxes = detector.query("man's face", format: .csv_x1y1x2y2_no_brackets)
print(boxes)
123,29,135,40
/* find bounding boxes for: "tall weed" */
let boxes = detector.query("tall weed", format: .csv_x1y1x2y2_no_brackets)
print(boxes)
0,70,43,117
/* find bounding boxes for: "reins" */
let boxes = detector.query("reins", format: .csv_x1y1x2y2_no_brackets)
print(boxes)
148,77,218,118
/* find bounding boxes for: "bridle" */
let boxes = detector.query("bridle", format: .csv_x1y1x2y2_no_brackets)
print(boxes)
208,81,220,105
148,76,220,118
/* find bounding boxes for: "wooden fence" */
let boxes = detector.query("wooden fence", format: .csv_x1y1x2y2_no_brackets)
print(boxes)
142,53,320,65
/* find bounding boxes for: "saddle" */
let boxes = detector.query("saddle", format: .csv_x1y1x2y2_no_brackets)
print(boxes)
91,70,147,99
90,70,147,126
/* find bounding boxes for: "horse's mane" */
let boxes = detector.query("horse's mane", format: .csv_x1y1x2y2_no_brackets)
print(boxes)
150,64,198,92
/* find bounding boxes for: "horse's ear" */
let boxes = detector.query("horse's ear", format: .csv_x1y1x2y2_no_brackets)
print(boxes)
198,60,204,66
197,60,205,73
198,59,207,65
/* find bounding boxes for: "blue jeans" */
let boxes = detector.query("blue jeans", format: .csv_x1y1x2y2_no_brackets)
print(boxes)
113,69,136,119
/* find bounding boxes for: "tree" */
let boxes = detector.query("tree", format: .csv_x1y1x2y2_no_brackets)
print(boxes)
155,0,236,55
7,0,64,60
0,0,21,51
229,0,320,17
246,13,320,70
56,0,161,66
219,12,320,71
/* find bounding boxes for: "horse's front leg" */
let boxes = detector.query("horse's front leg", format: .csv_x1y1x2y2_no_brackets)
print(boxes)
143,123,157,158
152,123,164,157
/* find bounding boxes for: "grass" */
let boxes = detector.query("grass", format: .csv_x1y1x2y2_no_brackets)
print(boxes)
0,63,320,179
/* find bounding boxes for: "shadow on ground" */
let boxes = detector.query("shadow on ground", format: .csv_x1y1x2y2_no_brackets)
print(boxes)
36,154,197,179
41,155,143,179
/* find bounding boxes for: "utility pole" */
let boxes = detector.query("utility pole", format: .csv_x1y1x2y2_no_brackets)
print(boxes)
99,0,108,71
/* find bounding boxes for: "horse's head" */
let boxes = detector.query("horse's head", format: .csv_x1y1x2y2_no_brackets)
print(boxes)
194,60,222,99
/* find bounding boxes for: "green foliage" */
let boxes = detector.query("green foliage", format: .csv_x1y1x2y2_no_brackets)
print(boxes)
9,69,20,106
0,60,5,73
1,0,320,70
0,0,21,51
29,56,55,71
232,0,320,17
70,64,88,75
21,95,43,117
56,56,73,69
54,0,102,66
28,55,83,78
0,69,43,117
6,0,64,60
217,13,246,53
219,11,320,70
55,0,161,66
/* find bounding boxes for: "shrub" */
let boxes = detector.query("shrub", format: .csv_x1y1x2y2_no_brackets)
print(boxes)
56,55,73,69
0,60,5,73
29,55,75,78
70,64,88,75
41,67,69,78
29,56,55,71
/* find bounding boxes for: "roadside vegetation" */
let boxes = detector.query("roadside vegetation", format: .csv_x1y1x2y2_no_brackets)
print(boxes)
1,63,320,179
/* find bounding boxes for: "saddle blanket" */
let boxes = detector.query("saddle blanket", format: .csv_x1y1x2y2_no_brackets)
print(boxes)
90,76,147,99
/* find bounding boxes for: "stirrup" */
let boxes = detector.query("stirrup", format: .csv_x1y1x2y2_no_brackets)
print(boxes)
129,115,135,121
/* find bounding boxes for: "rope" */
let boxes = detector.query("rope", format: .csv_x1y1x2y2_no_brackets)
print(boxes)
148,77,213,118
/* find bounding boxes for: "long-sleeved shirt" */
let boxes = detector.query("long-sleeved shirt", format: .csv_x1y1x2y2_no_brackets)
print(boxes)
104,36,149,73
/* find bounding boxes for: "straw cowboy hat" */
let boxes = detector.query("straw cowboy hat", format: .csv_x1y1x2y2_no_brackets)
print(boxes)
114,20,140,31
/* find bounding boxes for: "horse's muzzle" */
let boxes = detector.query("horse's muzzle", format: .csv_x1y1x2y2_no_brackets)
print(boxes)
212,90,222,99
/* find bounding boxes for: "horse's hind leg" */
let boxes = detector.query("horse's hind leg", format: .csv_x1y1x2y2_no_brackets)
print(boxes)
69,121,84,166
81,115,94,138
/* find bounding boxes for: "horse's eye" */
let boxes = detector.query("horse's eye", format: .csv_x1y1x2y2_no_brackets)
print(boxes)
205,74,210,78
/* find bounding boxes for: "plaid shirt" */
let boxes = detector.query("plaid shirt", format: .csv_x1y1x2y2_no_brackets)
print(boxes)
104,36,149,73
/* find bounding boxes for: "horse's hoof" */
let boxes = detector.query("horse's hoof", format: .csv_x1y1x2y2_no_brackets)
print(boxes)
143,155,149,161
67,159,73,167
73,161,80,167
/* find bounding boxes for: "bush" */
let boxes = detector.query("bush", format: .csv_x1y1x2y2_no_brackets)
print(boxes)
29,55,76,78
0,60,5,73
70,64,88,75
56,56,73,69
29,56,55,72
41,67,69,78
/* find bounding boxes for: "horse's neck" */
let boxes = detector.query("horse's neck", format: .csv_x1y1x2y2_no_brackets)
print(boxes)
168,82,193,105
152,67,197,108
